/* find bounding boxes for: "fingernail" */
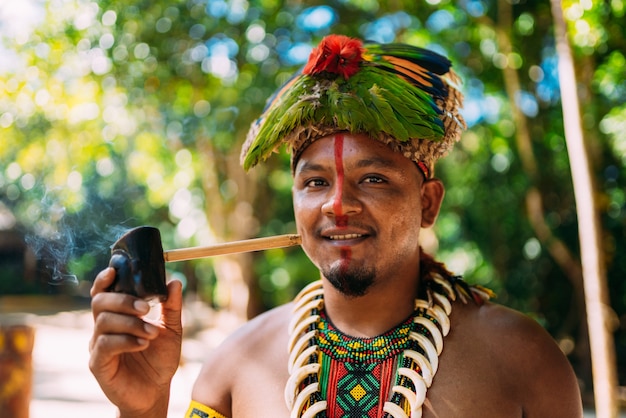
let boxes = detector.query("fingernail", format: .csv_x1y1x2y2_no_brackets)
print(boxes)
144,323,159,335
134,300,150,314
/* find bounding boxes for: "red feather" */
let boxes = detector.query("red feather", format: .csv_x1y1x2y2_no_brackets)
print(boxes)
303,35,364,79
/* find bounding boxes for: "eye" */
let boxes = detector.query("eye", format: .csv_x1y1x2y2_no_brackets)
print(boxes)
362,175,385,184
305,178,328,188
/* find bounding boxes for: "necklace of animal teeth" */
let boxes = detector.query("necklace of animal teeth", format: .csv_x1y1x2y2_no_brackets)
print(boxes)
285,278,459,418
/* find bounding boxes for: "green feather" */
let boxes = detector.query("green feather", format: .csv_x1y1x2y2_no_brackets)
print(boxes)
242,75,317,169
365,84,409,141
362,67,444,141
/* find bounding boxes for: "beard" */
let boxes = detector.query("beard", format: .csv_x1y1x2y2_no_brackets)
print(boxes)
323,263,376,297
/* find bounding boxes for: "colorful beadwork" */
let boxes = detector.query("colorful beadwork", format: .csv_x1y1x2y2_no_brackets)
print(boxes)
317,312,413,363
317,313,411,417
327,360,390,417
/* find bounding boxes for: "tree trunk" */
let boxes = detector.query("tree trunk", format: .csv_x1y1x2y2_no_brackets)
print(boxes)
550,1,619,416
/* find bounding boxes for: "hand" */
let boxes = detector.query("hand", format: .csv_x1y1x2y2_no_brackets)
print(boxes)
89,267,183,417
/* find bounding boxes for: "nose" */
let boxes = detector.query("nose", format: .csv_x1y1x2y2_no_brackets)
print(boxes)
321,182,361,218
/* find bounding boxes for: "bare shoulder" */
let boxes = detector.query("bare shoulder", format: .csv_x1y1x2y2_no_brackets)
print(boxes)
190,303,293,416
455,301,583,417
469,302,567,364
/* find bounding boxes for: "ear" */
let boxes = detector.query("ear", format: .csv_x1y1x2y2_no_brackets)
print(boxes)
420,178,445,228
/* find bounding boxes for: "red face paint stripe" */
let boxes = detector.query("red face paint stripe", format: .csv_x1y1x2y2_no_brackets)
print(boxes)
333,134,348,228
340,248,352,270
332,134,351,273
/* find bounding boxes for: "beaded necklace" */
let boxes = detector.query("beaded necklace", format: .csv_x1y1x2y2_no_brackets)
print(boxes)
285,275,492,418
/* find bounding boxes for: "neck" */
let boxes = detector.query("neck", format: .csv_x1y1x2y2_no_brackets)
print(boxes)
321,273,420,338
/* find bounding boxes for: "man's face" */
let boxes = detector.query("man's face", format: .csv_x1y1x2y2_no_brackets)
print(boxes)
292,133,443,296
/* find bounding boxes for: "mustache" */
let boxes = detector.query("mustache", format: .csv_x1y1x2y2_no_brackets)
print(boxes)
315,221,375,235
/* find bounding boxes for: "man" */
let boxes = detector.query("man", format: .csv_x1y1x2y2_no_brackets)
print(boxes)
89,35,583,417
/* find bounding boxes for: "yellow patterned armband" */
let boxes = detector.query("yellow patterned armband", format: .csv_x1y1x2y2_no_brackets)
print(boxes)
186,400,228,418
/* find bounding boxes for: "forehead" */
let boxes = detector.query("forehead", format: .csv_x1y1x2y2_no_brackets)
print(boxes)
294,133,415,173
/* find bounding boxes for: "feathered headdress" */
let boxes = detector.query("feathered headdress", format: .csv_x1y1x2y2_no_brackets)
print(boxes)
240,34,466,177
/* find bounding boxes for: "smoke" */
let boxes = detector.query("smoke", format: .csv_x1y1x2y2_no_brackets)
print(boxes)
25,200,79,288
23,190,135,292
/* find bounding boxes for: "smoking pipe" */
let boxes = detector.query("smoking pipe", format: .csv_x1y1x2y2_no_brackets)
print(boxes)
108,226,301,301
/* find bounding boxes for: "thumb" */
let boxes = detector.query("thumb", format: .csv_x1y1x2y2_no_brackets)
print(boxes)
161,279,183,331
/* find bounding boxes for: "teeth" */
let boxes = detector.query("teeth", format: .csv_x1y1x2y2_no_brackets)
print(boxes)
328,234,362,240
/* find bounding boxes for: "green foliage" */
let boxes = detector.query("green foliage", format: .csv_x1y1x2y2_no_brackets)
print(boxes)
1,0,625,390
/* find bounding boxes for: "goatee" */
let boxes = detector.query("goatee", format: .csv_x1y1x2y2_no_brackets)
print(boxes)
324,264,376,297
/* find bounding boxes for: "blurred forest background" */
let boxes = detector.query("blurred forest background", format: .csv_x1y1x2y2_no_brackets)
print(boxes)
0,0,624,405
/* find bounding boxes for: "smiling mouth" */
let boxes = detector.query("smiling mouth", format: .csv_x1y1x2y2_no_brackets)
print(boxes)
328,233,364,240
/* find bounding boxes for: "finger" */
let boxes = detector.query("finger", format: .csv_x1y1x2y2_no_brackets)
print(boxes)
91,312,160,351
91,292,151,321
94,311,161,338
161,280,183,329
90,267,116,297
89,332,151,362
164,279,183,310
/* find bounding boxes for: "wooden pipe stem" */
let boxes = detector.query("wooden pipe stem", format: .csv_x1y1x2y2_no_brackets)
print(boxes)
163,234,301,262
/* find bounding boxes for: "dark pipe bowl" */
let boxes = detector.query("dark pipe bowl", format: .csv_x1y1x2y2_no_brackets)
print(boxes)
107,226,168,302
